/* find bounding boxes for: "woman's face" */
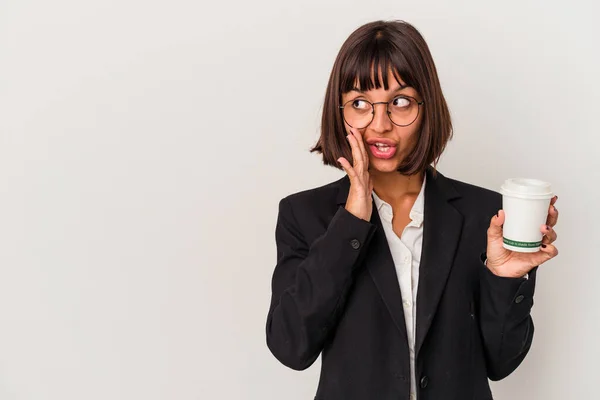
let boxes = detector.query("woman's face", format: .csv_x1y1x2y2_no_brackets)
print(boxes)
340,69,423,174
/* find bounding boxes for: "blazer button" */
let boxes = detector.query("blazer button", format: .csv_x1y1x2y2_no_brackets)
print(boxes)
515,295,525,304
420,376,429,388
350,239,361,249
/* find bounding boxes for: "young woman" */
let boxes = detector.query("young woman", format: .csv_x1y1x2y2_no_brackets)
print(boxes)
265,20,559,400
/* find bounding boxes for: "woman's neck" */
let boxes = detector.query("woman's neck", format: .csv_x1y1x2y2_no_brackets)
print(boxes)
371,170,424,204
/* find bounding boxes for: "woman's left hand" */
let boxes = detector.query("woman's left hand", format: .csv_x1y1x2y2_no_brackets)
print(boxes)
486,195,559,278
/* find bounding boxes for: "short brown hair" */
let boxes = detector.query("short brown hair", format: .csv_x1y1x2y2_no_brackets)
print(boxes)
310,20,452,177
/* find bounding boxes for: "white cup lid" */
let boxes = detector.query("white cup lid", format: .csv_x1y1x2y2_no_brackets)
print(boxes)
500,178,553,200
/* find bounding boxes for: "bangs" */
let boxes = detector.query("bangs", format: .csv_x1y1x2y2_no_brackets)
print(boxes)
340,35,417,94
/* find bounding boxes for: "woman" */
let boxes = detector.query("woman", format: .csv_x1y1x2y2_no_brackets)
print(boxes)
265,20,559,400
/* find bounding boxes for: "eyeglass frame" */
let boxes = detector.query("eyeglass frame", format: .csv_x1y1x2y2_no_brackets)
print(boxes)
338,95,425,129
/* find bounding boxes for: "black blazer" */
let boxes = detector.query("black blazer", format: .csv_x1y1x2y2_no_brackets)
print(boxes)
266,165,538,400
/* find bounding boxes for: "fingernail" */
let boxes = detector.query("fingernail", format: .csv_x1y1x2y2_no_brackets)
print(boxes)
542,244,547,248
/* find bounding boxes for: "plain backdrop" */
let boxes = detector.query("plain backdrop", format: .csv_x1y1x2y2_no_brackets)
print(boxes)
0,0,598,399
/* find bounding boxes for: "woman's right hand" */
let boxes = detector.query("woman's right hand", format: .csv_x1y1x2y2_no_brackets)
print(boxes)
337,129,374,222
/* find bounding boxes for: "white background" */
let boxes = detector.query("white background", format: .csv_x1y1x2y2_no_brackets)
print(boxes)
1,0,598,399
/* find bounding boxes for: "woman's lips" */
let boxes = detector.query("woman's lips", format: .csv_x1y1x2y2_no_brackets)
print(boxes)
368,143,397,159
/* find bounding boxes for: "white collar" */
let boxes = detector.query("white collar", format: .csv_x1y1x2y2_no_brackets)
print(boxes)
372,173,426,226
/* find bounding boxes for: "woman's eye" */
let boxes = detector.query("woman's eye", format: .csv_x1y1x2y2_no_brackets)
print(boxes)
352,99,369,109
392,97,411,108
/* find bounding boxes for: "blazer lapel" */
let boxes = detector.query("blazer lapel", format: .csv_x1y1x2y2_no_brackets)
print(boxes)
366,206,410,340
334,165,463,356
414,166,463,359
335,175,409,341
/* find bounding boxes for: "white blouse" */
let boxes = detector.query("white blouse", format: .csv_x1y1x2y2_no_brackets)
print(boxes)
372,174,427,400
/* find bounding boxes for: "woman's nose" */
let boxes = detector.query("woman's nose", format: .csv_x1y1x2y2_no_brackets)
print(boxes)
369,103,393,132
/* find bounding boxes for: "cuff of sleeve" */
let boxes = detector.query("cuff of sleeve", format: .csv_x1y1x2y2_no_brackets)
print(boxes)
324,206,378,270
480,252,538,321
329,205,376,236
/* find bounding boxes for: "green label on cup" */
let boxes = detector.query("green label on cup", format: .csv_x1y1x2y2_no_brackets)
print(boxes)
503,237,542,248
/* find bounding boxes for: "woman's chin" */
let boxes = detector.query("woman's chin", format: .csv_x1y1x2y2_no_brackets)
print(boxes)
369,157,400,173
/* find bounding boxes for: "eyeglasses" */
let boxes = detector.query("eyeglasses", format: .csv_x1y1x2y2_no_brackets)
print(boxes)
339,95,424,129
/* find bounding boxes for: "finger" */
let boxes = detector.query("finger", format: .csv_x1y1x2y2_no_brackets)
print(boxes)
337,157,357,180
541,224,558,244
546,203,559,227
539,242,559,259
346,134,363,175
351,129,369,168
487,210,505,240
524,242,558,267
550,195,558,206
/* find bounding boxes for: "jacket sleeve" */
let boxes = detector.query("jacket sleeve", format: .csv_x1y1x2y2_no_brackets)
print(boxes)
265,197,377,371
478,251,539,381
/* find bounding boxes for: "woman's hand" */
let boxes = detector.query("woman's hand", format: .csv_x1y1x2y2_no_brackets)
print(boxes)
337,129,373,221
486,195,559,278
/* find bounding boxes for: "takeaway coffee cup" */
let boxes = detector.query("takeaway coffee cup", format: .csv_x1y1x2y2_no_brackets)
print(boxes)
500,178,554,253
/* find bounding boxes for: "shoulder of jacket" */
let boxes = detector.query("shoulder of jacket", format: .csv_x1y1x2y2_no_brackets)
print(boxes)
446,176,501,201
444,176,502,218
